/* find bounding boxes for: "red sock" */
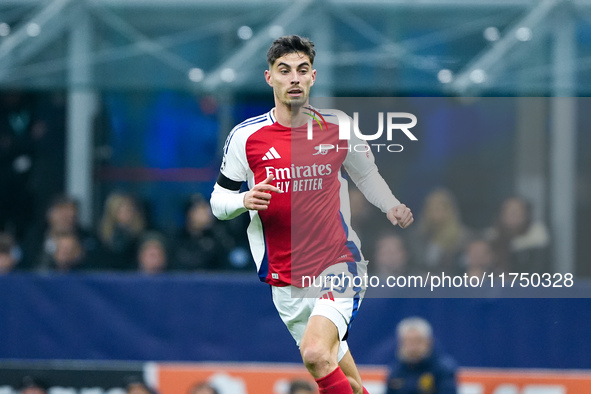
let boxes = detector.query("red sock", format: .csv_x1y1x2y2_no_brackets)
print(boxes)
315,366,354,394
363,387,370,394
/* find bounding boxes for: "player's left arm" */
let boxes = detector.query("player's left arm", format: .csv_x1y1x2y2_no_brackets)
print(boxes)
343,137,413,229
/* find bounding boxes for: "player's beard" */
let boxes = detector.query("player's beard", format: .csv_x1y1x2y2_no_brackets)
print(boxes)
287,98,310,127
283,94,306,110
276,87,309,126
279,84,308,108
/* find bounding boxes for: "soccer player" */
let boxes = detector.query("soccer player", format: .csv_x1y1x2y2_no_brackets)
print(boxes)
210,35,413,394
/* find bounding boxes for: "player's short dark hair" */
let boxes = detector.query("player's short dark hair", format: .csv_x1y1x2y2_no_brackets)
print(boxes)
267,35,315,67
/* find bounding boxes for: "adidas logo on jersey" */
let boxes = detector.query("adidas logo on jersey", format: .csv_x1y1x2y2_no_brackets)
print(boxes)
319,291,335,301
262,147,281,161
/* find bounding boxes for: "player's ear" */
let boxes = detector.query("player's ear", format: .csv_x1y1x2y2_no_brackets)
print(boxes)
310,69,316,86
265,69,273,87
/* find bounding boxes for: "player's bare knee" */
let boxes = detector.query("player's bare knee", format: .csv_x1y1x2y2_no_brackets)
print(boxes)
300,342,333,374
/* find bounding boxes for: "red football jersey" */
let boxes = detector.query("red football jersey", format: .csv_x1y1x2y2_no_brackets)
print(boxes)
218,109,399,287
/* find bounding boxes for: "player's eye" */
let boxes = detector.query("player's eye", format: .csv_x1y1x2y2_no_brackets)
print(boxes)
280,69,289,74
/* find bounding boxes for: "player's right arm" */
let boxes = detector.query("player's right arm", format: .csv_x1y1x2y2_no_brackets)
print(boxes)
210,127,281,220
210,178,248,220
210,126,249,220
211,174,281,220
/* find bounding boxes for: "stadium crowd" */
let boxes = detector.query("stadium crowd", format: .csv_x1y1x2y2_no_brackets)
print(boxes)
0,90,558,278
0,186,550,278
0,190,253,274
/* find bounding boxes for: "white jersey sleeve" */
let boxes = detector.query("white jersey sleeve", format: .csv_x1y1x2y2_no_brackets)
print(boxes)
343,132,401,214
219,125,250,185
210,111,275,220
210,125,250,220
210,184,247,220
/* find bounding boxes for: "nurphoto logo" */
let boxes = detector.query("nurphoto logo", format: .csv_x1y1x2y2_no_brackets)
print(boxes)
305,108,418,153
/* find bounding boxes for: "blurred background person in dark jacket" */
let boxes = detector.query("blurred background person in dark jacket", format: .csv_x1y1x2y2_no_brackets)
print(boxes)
386,317,457,394
172,193,230,271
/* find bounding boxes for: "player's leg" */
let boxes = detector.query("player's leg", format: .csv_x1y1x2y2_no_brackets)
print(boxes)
300,315,340,378
272,285,357,393
300,315,355,394
303,261,368,393
272,262,367,393
338,350,363,394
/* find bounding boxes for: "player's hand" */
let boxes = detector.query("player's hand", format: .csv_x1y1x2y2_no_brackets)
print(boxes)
243,174,283,211
387,204,414,229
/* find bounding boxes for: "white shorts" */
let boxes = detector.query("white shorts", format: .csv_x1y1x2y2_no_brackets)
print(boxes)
271,261,367,362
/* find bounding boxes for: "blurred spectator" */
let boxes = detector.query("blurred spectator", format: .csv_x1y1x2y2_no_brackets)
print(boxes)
486,196,550,273
21,194,99,270
371,233,415,278
0,232,20,274
409,189,470,274
19,375,49,394
137,232,168,274
188,381,219,394
172,194,231,271
462,238,496,278
99,191,146,270
288,379,315,394
38,232,90,272
386,317,457,394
